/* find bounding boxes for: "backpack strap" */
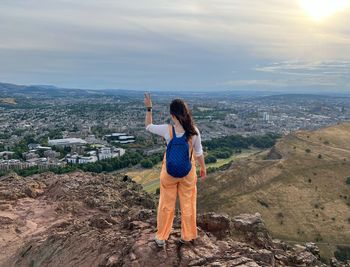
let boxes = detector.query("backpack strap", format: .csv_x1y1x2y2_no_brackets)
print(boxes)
188,136,194,160
168,124,173,140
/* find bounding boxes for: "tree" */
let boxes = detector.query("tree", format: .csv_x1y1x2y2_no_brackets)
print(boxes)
141,159,153,168
205,155,217,164
214,151,231,159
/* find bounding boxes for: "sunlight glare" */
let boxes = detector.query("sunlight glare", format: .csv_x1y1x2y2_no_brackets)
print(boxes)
299,0,349,20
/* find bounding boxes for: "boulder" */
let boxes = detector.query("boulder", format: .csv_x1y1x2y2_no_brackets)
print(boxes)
232,213,273,248
197,212,231,239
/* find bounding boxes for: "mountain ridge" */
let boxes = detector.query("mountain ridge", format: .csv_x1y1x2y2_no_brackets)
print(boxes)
198,122,350,261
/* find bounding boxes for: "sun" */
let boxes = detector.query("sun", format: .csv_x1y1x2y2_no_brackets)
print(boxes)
299,0,349,21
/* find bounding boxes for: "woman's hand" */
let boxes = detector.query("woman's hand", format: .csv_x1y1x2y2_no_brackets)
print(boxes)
200,167,207,182
144,92,152,108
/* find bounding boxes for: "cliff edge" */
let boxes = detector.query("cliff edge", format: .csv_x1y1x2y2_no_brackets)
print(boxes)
0,171,345,266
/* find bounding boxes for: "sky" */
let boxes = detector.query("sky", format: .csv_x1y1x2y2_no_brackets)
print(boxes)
0,0,350,92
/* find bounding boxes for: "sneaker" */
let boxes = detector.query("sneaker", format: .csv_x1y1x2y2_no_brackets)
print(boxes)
154,236,165,247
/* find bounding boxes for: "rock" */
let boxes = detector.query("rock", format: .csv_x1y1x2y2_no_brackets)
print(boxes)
0,190,18,200
252,249,275,265
295,251,318,266
330,257,350,267
305,242,320,259
106,255,119,267
210,261,224,266
89,215,113,229
0,171,328,267
23,186,38,198
197,212,231,239
122,175,132,183
267,146,283,160
229,256,254,266
232,213,273,248
137,196,155,209
131,209,154,221
0,216,13,225
188,258,207,266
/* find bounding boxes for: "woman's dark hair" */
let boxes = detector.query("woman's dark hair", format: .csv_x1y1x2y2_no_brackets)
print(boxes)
170,99,198,140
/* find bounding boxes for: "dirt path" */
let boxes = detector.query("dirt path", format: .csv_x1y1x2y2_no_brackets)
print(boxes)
295,135,350,154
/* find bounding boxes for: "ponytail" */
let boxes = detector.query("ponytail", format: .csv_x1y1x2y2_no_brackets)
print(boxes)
170,99,198,140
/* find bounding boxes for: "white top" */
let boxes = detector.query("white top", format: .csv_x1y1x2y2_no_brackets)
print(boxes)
146,123,204,157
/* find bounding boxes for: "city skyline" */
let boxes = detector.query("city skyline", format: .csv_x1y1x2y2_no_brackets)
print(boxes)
1,0,350,92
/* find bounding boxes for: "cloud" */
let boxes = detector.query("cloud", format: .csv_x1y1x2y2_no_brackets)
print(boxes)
251,60,350,89
218,59,350,91
0,0,349,90
255,60,350,75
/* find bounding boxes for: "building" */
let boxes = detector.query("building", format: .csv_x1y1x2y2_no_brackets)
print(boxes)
0,159,35,170
118,135,135,144
98,147,125,160
48,138,87,147
105,133,135,144
263,112,270,122
23,152,39,161
66,153,98,164
44,150,60,159
0,151,15,160
78,156,98,164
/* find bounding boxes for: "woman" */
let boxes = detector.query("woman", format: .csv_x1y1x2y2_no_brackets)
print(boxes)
144,93,207,247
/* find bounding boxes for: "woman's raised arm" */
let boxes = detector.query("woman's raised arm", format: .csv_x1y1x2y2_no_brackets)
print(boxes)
144,92,153,128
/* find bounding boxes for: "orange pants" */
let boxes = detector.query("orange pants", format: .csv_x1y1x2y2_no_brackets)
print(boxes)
156,151,198,241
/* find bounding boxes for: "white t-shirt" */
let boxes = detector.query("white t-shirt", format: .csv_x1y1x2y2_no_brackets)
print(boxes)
146,123,204,157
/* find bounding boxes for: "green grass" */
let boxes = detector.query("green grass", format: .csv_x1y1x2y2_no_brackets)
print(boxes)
125,148,261,194
206,148,261,168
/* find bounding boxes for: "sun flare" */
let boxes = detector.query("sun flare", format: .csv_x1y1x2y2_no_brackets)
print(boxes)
299,0,349,20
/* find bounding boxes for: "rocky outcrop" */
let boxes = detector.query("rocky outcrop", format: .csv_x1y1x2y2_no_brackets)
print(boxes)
266,146,283,160
0,171,330,267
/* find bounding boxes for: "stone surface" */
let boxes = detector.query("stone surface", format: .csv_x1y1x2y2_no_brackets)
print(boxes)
197,212,231,239
0,171,328,267
232,212,273,248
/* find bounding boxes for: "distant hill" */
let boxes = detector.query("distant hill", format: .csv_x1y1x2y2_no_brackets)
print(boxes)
0,82,147,100
0,82,109,98
198,122,350,260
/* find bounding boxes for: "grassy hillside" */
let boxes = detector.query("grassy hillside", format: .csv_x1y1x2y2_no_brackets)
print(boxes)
126,148,261,193
198,123,350,260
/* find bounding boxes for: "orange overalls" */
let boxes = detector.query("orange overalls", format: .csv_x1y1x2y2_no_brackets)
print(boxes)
156,125,198,241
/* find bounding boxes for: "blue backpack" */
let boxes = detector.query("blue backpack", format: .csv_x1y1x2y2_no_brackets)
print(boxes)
166,125,193,178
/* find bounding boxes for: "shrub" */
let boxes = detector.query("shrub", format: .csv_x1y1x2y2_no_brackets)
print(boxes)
155,187,160,195
207,167,218,174
305,148,311,153
205,155,217,164
346,177,350,185
318,154,322,159
334,246,350,262
214,151,231,159
140,159,153,168
257,199,269,208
